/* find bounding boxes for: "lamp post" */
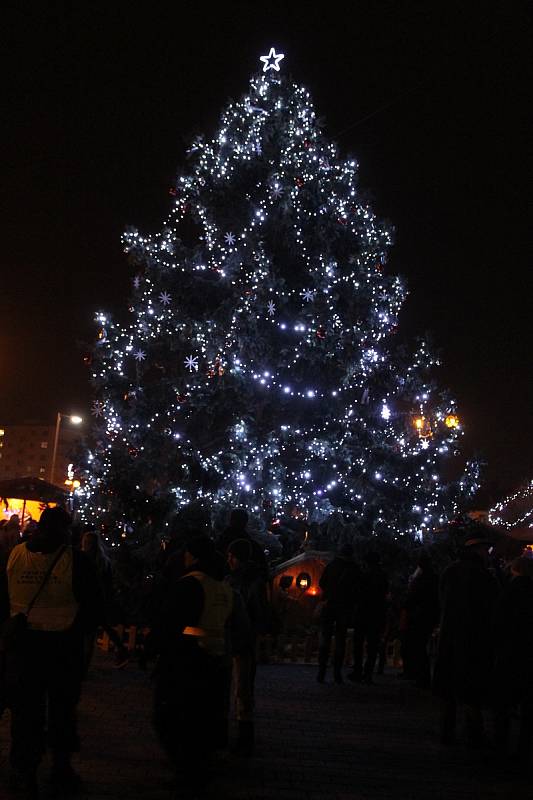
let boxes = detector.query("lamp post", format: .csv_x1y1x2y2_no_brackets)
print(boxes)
49,413,83,486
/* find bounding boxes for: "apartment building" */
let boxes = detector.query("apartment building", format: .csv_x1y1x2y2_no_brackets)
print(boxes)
0,423,80,486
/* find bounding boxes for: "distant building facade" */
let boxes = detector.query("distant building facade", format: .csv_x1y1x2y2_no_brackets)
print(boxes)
0,423,80,486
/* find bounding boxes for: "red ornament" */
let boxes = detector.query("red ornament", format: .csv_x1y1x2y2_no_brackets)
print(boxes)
316,325,326,340
168,187,177,196
295,177,304,188
208,358,225,378
303,139,311,149
176,393,188,404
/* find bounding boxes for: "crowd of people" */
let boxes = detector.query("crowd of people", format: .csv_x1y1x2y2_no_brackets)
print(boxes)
316,533,533,763
0,509,532,798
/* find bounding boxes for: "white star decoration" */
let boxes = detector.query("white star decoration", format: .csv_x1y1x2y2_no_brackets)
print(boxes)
184,355,199,372
133,276,141,289
302,289,315,302
260,48,285,73
159,291,171,306
267,301,276,315
224,232,236,246
91,401,105,418
134,349,146,362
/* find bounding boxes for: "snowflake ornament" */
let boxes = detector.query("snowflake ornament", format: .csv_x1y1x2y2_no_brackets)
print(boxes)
184,355,199,372
267,301,276,315
91,400,105,418
134,349,146,362
133,276,141,289
302,289,315,302
260,48,285,73
159,291,171,306
271,185,283,199
224,232,236,246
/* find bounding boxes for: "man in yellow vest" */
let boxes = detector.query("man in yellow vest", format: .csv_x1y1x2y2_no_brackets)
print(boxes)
0,506,102,796
151,535,249,797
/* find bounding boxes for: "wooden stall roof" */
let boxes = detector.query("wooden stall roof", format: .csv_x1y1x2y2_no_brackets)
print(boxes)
272,550,334,576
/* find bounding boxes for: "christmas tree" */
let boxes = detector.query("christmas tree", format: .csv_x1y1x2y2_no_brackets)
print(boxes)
78,48,478,545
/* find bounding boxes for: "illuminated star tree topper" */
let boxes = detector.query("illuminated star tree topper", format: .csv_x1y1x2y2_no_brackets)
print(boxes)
260,47,285,72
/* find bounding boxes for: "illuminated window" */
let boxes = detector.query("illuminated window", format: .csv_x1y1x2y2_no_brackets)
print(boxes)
0,429,4,436
296,572,312,590
41,442,48,449
39,467,46,474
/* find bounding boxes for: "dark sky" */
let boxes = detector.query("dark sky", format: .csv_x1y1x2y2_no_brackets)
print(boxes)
3,2,531,502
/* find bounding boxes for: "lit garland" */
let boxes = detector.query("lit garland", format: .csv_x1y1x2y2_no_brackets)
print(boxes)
76,49,479,540
489,480,533,529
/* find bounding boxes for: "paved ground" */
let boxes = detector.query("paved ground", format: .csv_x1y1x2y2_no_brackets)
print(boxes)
0,649,530,799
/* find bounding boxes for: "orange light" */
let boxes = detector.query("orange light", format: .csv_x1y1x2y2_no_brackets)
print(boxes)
445,414,459,429
414,416,432,439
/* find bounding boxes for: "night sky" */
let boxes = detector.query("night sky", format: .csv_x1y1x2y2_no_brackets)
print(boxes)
3,2,531,504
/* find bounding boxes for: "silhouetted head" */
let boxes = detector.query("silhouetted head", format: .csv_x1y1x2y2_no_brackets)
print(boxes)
184,536,215,566
228,538,253,569
35,507,72,549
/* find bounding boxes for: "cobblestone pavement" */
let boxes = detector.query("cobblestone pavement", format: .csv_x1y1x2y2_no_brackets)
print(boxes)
0,650,529,799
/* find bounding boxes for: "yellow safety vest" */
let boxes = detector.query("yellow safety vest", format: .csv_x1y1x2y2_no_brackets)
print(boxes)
182,570,233,657
7,543,79,632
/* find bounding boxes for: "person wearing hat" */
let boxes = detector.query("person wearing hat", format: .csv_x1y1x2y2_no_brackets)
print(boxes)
0,506,102,795
432,529,500,746
152,535,248,795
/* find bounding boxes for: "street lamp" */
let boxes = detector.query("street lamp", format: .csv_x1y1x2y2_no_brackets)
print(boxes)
50,413,83,485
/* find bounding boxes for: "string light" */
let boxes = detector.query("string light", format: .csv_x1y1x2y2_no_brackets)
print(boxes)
489,480,533,529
